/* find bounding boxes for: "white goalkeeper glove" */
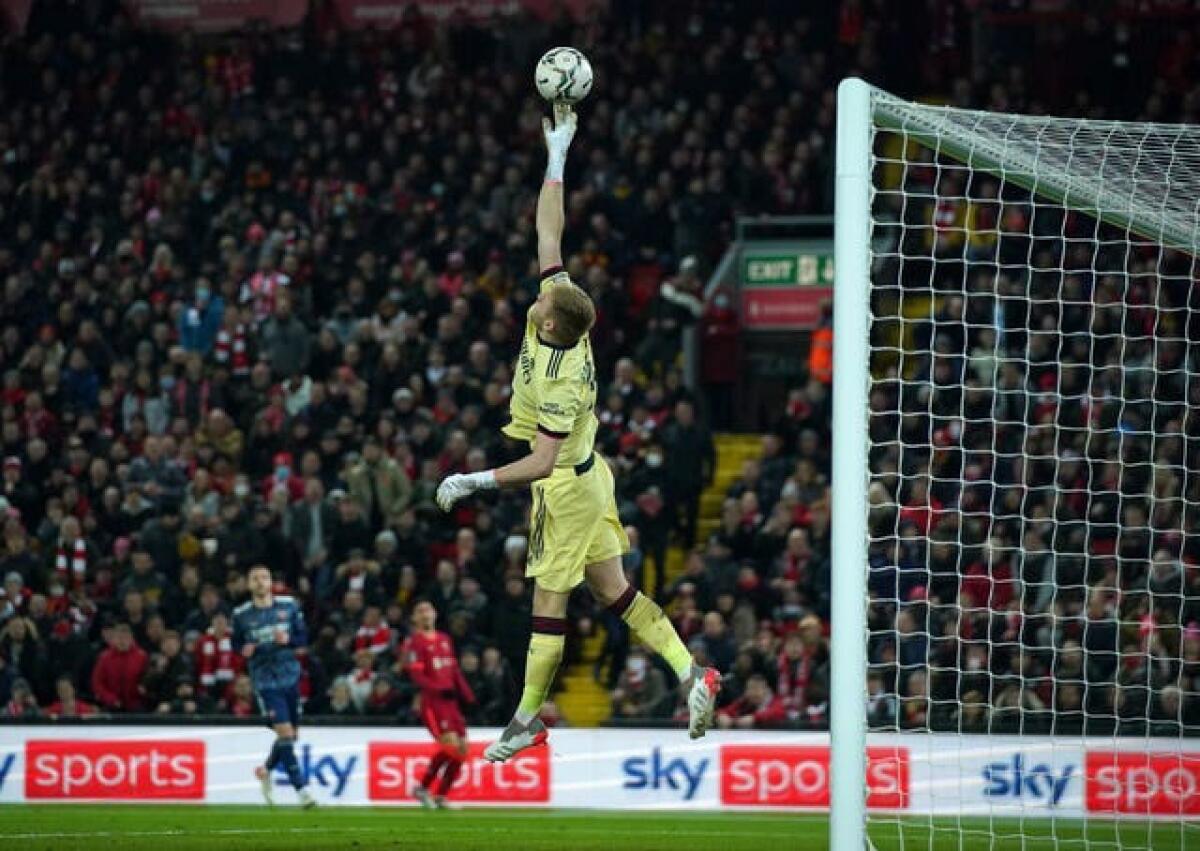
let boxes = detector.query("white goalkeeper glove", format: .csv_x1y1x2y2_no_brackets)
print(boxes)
542,102,577,181
436,471,497,512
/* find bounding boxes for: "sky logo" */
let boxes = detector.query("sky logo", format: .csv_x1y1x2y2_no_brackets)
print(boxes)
982,754,1074,807
275,745,356,797
622,748,708,801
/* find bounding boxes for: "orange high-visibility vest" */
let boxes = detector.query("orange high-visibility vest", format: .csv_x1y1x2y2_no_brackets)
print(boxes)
809,326,833,383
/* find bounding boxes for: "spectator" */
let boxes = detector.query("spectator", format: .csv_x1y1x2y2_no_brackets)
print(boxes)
716,674,787,729
46,675,97,719
119,548,169,610
3,676,40,718
866,671,896,728
330,497,373,565
164,678,214,715
91,623,149,713
354,605,393,657
143,630,193,711
347,437,412,533
196,611,242,698
226,674,257,717
327,677,360,718
472,646,516,726
696,612,736,674
178,280,225,357
610,647,669,719
1,616,45,702
260,292,311,380
660,400,715,548
347,649,377,711
364,676,402,717
287,479,334,572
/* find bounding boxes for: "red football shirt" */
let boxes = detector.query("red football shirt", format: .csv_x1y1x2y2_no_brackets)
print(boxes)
402,630,475,705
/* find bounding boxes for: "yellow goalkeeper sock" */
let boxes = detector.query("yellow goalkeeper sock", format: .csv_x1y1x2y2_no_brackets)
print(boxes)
617,590,694,682
515,621,565,724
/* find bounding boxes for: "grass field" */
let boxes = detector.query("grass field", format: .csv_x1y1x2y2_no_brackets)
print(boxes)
0,805,1194,850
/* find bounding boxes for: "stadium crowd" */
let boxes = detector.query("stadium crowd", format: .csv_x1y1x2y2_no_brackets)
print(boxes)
2,0,1199,734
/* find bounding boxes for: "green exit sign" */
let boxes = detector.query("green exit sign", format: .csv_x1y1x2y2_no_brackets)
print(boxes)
743,253,834,287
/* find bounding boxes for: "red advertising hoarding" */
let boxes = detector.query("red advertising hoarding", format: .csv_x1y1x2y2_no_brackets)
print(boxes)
720,745,909,809
1086,752,1200,816
25,739,206,800
368,741,550,802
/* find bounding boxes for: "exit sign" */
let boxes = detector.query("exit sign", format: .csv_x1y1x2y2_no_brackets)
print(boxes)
743,253,835,287
741,249,833,330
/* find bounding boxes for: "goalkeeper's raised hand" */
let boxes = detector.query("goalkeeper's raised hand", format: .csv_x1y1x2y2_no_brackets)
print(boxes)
542,102,576,181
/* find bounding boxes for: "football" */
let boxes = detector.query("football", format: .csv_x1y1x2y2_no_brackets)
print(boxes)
535,47,593,104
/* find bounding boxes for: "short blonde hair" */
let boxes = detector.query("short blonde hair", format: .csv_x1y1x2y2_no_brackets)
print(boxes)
550,284,596,343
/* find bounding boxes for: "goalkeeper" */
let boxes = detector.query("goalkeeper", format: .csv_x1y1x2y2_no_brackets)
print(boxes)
436,103,720,761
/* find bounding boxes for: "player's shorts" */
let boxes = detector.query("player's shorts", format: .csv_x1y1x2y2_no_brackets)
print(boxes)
527,451,629,594
421,697,467,739
256,684,301,728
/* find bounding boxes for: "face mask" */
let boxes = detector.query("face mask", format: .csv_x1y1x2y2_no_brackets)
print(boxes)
275,466,290,481
646,453,663,468
160,377,175,392
195,287,210,303
234,482,250,498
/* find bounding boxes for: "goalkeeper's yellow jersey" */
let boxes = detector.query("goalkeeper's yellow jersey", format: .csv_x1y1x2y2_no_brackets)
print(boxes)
502,269,598,469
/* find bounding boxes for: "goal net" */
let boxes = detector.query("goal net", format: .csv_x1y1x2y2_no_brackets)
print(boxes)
830,79,1200,849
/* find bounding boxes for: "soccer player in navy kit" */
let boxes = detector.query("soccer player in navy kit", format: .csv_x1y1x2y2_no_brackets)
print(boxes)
232,564,316,808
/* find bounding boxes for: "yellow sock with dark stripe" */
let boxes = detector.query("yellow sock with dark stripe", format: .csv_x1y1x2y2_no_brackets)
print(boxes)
613,588,694,682
515,621,565,724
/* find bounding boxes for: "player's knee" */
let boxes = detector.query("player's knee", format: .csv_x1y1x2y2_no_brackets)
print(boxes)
585,575,621,607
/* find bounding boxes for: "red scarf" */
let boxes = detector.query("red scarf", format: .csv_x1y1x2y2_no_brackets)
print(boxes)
55,538,87,589
214,325,249,377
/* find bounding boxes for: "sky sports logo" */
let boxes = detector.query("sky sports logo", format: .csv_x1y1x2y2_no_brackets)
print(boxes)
368,742,550,802
720,746,909,809
1086,752,1200,815
25,740,205,800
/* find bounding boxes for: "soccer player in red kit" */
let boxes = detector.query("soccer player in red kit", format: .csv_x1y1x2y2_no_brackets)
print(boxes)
402,599,476,808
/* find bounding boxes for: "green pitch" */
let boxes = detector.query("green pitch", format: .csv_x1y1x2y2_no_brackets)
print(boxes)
0,805,1193,850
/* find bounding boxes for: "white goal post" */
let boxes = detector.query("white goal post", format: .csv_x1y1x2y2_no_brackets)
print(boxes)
831,77,1200,849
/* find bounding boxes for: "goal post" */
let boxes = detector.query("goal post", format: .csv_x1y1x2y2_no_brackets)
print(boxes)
832,77,1200,848
831,76,873,851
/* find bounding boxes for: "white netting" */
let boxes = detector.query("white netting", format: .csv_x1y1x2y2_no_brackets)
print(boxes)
863,92,1200,848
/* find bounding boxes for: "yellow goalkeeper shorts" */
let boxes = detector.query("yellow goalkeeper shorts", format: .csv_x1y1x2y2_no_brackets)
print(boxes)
526,451,629,593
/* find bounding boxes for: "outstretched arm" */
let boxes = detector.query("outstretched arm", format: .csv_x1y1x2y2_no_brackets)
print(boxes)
434,432,563,511
435,376,581,510
537,102,577,273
